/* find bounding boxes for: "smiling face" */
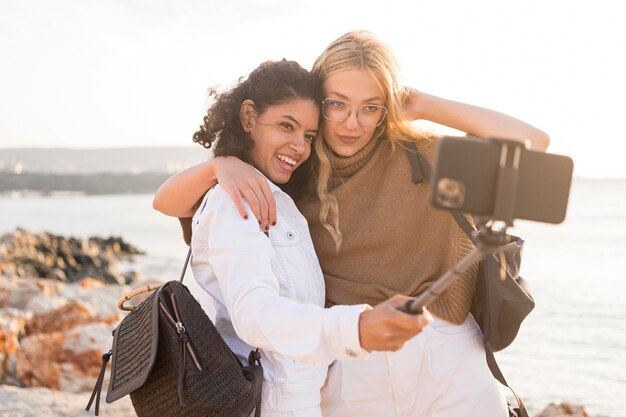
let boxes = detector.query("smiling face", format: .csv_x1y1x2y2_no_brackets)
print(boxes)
246,99,320,184
321,68,386,157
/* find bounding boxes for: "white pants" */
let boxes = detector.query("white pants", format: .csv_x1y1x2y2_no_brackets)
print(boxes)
259,382,323,417
259,406,322,417
320,314,508,417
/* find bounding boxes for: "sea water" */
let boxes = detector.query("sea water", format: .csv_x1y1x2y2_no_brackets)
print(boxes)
1,178,625,417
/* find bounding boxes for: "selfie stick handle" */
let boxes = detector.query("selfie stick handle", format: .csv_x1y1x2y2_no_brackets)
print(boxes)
402,247,485,315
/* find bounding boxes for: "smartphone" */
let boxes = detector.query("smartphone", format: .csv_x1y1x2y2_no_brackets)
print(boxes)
429,136,573,224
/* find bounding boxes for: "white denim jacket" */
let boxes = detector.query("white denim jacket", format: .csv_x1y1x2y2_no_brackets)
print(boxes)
191,179,369,415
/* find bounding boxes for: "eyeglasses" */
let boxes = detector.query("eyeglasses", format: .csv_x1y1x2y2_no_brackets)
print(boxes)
321,98,387,127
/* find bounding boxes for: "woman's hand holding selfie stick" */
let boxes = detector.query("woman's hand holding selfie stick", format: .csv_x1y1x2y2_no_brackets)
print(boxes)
359,294,433,351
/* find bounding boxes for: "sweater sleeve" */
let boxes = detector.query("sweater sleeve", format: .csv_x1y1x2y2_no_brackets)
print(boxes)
178,217,193,246
179,195,205,246
194,187,371,366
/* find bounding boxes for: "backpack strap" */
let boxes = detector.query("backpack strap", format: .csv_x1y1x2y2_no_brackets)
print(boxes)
403,142,529,417
178,191,212,283
405,142,425,184
85,350,112,415
178,247,192,283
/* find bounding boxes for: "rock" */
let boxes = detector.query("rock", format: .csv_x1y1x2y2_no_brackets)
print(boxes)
0,308,31,384
24,294,69,315
0,276,64,309
24,300,120,335
16,322,117,392
536,402,592,417
0,228,144,285
0,229,154,394
14,299,124,391
1,276,131,391
0,275,127,316
57,280,131,318
47,267,67,281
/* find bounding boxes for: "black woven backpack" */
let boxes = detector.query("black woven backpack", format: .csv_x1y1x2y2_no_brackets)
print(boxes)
86,249,263,417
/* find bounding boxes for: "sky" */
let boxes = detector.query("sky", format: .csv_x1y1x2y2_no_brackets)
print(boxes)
1,0,625,178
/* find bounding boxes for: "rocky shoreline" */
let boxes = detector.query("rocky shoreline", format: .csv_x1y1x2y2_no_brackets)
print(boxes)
0,229,152,416
0,229,607,417
0,228,144,285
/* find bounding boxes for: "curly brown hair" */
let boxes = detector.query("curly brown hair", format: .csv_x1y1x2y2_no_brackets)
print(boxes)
192,60,322,166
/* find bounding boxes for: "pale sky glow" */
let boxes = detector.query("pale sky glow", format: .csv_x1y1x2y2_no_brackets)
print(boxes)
1,0,625,177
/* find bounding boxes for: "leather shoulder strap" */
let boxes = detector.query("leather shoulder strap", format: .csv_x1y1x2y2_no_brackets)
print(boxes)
403,142,425,184
178,247,192,283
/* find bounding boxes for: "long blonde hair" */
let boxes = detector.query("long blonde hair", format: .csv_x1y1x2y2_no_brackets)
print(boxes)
311,30,432,249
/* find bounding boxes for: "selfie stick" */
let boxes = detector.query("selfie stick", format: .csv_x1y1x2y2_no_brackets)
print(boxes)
402,223,506,314
402,138,526,315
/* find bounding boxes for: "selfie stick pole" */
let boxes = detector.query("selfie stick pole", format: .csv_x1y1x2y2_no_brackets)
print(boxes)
402,224,505,315
402,139,526,315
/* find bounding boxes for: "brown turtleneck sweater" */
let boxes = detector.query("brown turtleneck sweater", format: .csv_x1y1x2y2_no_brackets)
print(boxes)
297,137,477,324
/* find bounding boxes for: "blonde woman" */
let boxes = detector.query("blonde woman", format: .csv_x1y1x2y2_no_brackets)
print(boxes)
154,32,549,417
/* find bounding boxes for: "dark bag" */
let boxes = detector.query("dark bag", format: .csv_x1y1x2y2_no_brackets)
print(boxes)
459,222,535,352
86,249,263,417
404,143,534,417
452,213,533,417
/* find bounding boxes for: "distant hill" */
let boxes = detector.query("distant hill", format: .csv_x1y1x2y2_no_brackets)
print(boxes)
0,147,209,174
0,172,171,195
